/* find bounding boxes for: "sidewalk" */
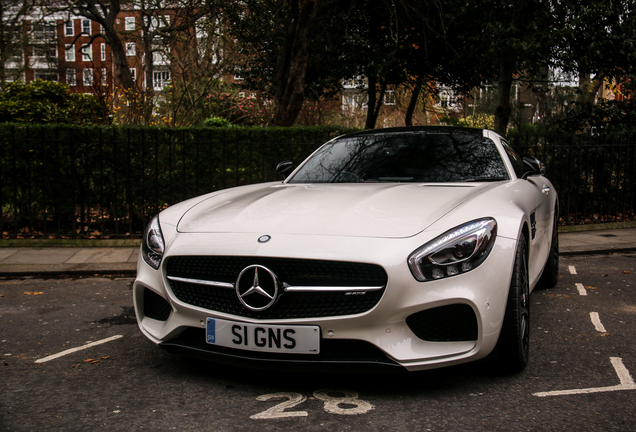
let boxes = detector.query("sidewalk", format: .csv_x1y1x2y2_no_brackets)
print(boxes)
1,227,636,276
0,246,139,276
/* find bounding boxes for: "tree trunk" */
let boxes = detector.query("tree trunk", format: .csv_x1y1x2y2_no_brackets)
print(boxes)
272,0,317,126
143,13,155,125
365,73,377,129
494,60,514,135
405,78,422,126
577,72,604,105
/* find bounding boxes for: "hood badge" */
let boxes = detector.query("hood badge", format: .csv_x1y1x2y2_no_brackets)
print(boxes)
258,235,271,243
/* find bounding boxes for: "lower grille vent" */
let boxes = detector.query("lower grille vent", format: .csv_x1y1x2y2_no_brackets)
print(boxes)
406,304,478,341
143,288,172,321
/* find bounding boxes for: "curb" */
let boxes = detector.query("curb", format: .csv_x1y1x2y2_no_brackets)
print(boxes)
0,239,142,248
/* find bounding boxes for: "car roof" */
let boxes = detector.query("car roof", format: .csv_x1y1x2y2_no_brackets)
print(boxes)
337,126,486,140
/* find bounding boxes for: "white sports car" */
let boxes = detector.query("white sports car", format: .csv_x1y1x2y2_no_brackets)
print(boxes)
133,126,559,373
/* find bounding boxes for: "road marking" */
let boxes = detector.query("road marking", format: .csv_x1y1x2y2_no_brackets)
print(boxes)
34,335,123,364
569,265,577,275
534,357,636,397
576,283,587,296
590,312,607,333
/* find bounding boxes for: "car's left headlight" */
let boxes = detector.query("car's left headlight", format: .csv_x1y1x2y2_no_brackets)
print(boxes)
408,218,497,281
141,215,165,270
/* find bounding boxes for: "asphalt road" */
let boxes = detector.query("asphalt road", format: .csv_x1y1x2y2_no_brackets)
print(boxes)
1,253,635,431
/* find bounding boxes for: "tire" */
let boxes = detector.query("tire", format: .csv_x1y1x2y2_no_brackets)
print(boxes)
538,209,559,289
492,234,530,374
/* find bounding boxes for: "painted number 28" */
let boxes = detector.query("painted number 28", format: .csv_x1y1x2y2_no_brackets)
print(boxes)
250,389,374,419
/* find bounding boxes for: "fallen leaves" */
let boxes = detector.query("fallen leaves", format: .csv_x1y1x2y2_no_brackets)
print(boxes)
22,292,43,296
72,356,111,367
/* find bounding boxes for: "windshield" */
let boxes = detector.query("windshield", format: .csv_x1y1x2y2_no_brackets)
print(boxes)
288,131,510,183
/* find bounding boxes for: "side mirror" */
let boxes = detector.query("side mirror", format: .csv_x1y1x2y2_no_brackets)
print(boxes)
276,161,294,179
522,156,545,179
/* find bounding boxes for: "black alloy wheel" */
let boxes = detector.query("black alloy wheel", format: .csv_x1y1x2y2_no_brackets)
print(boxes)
493,234,530,374
538,207,559,289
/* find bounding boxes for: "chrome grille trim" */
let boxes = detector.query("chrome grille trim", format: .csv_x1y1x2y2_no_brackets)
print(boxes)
283,285,385,292
167,276,234,289
166,276,384,293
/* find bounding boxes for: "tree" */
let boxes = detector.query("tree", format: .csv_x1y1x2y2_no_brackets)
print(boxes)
0,0,33,90
125,0,208,123
437,0,554,134
67,1,137,99
552,0,636,104
224,0,324,126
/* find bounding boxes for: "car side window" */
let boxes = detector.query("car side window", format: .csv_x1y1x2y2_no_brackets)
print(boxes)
501,139,525,179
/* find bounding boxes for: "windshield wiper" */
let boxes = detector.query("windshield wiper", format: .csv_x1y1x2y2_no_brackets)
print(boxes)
363,177,415,182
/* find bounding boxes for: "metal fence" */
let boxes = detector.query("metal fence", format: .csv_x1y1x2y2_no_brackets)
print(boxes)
1,126,635,238
509,133,636,225
0,125,346,238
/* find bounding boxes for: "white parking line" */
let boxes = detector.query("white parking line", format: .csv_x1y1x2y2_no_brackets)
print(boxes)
575,283,587,296
590,312,607,333
534,357,636,397
569,265,577,275
34,335,123,364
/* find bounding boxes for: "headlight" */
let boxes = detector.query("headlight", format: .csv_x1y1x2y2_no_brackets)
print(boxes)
408,218,497,281
142,215,165,270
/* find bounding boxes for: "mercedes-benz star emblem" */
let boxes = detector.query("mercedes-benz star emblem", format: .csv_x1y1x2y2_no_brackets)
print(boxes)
236,265,280,311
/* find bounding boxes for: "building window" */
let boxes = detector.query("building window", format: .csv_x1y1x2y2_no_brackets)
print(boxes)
126,42,136,56
81,45,92,61
67,69,76,86
101,68,107,86
33,21,56,39
65,44,75,62
125,17,135,31
130,68,136,80
34,72,58,81
153,71,170,90
33,44,57,59
148,15,170,31
65,21,74,36
82,19,91,34
384,90,396,106
101,43,106,61
153,49,168,65
83,68,93,86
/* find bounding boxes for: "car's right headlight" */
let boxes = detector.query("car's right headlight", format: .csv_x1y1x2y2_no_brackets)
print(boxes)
408,218,497,282
141,215,165,270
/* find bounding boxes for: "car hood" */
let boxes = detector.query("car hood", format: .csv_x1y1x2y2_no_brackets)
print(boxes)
176,182,497,238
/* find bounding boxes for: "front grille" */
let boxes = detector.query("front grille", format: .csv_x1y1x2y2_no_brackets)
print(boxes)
166,256,387,319
143,288,172,321
406,304,478,342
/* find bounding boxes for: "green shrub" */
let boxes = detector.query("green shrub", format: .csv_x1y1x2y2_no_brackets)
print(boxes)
0,80,108,125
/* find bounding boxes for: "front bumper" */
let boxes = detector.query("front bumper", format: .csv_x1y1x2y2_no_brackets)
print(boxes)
133,232,517,372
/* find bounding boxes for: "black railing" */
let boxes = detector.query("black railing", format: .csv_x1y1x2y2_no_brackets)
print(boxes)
1,126,635,238
509,133,636,225
0,125,347,238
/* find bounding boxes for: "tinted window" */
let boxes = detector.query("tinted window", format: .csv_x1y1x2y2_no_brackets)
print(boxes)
288,131,509,183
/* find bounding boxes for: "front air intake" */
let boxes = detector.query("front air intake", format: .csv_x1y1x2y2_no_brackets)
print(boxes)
143,288,172,321
406,304,478,341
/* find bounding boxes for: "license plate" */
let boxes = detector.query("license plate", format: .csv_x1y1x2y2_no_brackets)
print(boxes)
206,318,320,354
